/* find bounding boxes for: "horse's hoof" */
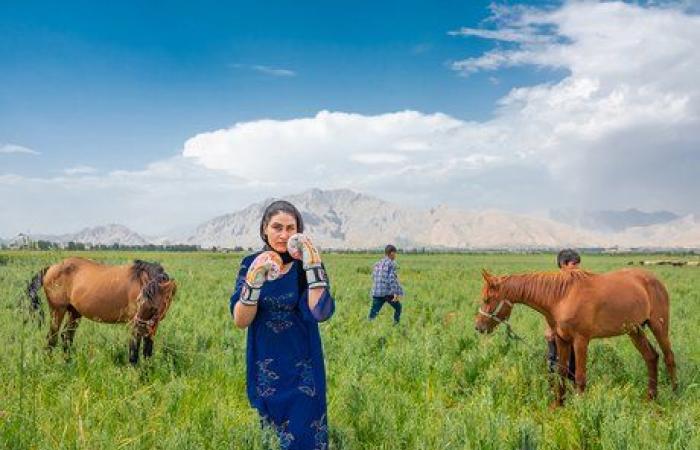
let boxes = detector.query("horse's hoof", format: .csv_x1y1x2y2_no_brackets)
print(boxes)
549,401,563,410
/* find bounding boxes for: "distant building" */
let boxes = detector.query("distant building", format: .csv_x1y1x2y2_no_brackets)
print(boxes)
9,233,32,249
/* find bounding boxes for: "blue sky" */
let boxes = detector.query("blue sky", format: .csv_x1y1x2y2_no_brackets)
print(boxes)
1,1,699,236
1,0,561,174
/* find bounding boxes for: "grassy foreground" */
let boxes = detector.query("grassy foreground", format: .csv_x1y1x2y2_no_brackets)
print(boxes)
1,251,699,449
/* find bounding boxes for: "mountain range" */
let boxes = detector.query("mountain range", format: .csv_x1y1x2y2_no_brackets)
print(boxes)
7,224,150,247
3,189,699,249
550,208,680,233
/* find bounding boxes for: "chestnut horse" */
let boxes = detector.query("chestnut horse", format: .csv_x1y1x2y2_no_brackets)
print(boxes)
27,257,176,364
474,268,677,406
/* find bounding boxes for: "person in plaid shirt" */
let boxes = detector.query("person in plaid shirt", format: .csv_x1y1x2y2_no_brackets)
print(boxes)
368,244,404,324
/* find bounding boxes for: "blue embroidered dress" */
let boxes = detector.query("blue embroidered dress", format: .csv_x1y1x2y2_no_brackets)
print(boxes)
230,252,335,450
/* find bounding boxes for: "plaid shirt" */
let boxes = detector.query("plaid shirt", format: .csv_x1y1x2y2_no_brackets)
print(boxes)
371,256,404,297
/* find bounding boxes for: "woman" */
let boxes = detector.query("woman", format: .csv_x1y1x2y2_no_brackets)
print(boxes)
230,200,335,450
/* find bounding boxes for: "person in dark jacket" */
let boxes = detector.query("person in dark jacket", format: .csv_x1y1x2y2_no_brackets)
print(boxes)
546,248,581,379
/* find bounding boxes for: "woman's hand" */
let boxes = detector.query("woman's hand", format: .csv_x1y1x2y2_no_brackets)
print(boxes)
288,234,328,289
240,251,283,305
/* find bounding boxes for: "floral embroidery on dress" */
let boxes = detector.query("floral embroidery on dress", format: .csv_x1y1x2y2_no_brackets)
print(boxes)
262,416,295,450
266,311,294,333
275,422,295,450
296,359,316,397
240,261,333,450
256,359,279,398
262,292,296,333
260,292,296,310
311,414,328,450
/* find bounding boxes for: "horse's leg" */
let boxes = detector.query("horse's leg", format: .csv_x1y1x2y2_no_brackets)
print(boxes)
129,328,142,365
628,327,659,400
553,335,572,407
61,306,81,354
572,336,590,394
143,336,154,359
47,306,67,350
648,320,678,391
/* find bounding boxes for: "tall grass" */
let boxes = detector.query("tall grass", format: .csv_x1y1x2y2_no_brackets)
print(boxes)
1,251,698,449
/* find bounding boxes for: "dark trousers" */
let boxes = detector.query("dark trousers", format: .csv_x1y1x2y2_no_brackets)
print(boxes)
547,340,576,381
368,296,402,324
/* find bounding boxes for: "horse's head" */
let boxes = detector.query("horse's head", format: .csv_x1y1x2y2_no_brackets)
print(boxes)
475,269,514,334
134,273,177,337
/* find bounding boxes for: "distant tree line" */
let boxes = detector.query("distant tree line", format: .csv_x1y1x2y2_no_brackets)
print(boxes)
2,241,697,255
1,240,201,252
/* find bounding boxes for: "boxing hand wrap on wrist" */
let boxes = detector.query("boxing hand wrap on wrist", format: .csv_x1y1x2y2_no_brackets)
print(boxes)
305,265,328,289
240,282,261,305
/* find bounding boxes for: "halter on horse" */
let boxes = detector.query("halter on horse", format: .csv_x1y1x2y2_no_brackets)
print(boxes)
475,268,676,406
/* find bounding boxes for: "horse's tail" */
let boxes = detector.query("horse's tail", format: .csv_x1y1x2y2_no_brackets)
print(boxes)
27,266,49,325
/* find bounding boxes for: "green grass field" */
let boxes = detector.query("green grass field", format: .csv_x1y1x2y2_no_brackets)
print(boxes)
1,251,699,449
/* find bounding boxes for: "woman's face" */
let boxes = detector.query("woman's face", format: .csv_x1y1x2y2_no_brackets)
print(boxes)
265,212,298,253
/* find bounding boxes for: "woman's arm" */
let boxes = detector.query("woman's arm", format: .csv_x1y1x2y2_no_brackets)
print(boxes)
231,251,283,328
230,255,256,329
308,287,324,310
233,301,258,329
307,281,334,322
288,234,335,322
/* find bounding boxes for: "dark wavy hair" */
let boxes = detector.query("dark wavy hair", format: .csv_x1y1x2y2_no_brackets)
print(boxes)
557,248,581,268
259,200,305,245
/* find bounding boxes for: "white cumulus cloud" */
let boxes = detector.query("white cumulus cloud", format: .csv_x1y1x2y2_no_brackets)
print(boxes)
181,0,700,216
448,1,700,213
2,1,699,236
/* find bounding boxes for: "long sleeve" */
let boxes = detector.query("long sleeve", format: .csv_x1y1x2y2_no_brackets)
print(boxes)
229,254,258,315
388,261,404,296
299,263,335,322
311,288,335,322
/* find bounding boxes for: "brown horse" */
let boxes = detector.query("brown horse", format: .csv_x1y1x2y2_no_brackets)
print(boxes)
474,268,677,406
27,257,176,364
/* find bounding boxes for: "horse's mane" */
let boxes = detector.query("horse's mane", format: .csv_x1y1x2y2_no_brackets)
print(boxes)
499,270,594,303
131,260,174,336
131,260,169,301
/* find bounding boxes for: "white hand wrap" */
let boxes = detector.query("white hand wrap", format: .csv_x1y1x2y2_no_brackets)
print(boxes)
287,234,328,289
